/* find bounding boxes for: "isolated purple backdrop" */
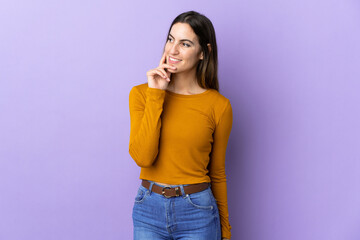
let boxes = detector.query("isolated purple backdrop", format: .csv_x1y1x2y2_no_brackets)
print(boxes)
1,0,359,240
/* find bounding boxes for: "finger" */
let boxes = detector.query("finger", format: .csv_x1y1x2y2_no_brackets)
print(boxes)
159,51,166,66
155,67,168,78
154,69,168,79
147,69,163,78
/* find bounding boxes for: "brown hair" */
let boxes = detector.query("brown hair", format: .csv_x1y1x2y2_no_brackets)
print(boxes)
163,11,219,91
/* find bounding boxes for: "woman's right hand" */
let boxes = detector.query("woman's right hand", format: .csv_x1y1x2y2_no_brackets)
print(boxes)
147,52,177,90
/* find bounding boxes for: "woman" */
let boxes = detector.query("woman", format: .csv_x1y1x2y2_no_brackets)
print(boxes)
129,10,233,240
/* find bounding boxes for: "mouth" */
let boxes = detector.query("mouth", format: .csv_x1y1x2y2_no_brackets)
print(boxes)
168,56,182,64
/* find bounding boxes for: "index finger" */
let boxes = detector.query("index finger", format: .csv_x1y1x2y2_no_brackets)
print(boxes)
159,51,166,65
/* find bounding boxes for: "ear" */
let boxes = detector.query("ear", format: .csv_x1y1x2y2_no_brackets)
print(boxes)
200,43,211,60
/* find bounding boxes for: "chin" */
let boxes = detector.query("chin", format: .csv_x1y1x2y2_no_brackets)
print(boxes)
167,68,178,73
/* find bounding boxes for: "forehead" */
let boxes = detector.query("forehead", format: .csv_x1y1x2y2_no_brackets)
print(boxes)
169,22,198,42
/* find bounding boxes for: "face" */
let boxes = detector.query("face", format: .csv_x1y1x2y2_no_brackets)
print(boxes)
164,22,203,74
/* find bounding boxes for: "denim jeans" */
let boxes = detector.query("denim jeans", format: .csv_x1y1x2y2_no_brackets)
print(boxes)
132,180,221,240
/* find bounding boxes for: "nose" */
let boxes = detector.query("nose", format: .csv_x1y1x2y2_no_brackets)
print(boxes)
169,42,180,55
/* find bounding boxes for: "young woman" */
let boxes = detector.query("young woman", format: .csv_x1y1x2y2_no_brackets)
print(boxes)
129,11,233,240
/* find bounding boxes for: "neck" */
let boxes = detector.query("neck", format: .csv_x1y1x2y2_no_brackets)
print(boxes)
167,67,199,94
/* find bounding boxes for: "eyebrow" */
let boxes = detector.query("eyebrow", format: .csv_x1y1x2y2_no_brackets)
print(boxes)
169,33,194,45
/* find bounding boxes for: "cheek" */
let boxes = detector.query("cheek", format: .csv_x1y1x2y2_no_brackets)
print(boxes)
164,44,171,52
185,53,199,64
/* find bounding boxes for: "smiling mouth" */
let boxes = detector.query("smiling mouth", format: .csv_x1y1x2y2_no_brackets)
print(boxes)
168,56,182,64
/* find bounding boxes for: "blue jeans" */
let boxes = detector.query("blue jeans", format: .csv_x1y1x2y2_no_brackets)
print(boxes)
132,180,221,240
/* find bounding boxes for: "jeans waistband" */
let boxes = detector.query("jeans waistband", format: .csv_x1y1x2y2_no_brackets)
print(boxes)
141,179,211,197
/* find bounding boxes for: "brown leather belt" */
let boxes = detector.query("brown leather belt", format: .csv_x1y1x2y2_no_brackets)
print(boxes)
141,180,210,198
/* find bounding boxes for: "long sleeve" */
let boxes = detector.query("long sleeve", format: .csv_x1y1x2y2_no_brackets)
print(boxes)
129,86,166,168
208,99,233,239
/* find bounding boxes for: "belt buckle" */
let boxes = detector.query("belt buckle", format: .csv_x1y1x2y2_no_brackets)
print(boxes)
162,186,181,198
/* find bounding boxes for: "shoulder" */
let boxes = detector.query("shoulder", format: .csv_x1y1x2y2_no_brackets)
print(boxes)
129,82,148,101
206,89,232,125
207,89,232,112
130,82,148,95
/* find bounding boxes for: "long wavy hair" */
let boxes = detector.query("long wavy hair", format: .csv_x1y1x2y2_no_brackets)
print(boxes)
162,11,219,91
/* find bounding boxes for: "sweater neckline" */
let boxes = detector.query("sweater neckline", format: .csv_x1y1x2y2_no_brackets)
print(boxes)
165,89,212,98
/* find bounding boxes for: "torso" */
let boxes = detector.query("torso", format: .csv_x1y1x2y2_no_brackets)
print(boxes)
154,181,172,187
147,84,211,187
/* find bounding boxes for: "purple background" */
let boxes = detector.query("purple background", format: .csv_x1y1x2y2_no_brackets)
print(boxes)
1,0,359,239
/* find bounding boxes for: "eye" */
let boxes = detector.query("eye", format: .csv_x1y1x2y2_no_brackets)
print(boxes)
183,43,190,47
167,37,173,42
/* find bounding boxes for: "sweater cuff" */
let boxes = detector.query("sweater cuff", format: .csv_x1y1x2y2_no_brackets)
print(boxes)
222,223,232,239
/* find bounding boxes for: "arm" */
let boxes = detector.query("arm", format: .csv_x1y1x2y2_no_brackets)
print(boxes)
128,86,166,167
208,99,233,239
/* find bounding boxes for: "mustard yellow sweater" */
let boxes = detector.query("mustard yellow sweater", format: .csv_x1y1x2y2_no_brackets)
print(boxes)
128,82,233,239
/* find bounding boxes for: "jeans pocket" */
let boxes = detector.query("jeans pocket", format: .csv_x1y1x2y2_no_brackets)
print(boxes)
185,188,214,210
134,186,148,203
